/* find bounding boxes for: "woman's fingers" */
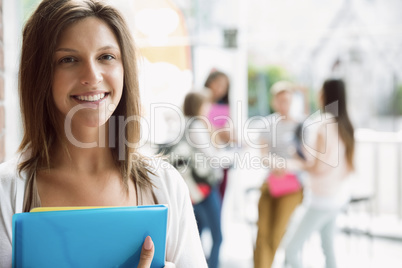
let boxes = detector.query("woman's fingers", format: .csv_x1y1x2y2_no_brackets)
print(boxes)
137,236,154,268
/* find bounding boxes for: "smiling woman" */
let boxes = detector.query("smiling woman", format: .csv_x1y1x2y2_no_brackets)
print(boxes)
0,0,207,268
52,17,124,129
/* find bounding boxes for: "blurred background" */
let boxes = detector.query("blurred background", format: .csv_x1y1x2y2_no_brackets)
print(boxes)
1,0,402,267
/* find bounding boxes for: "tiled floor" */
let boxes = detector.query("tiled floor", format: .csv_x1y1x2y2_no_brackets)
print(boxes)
218,229,402,268
213,165,402,268
217,201,402,268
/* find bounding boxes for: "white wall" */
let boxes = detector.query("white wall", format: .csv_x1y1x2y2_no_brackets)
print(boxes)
3,0,23,160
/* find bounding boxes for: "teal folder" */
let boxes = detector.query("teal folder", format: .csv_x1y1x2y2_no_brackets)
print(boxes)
12,205,168,268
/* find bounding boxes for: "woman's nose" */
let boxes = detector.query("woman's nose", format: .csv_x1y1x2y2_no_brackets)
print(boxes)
80,61,103,86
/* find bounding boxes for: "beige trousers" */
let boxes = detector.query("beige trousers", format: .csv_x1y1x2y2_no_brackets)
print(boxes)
254,183,303,268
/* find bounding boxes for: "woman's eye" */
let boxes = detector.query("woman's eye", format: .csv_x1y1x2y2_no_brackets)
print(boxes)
59,57,76,64
99,54,115,61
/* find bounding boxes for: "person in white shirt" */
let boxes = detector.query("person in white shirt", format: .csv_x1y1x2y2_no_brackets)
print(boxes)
284,79,355,268
0,1,207,267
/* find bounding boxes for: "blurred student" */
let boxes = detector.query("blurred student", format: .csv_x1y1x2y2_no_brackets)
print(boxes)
285,79,355,268
204,70,233,200
182,92,235,268
204,70,231,143
254,81,306,268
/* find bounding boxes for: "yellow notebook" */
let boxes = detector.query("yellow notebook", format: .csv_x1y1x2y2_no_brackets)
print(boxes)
30,206,111,212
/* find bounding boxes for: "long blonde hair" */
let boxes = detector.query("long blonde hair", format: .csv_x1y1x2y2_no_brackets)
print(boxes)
18,0,153,189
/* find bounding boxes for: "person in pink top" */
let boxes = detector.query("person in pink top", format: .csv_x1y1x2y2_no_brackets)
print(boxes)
204,70,232,144
204,70,233,200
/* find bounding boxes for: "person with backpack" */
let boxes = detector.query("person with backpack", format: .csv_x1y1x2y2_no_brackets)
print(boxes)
164,92,235,268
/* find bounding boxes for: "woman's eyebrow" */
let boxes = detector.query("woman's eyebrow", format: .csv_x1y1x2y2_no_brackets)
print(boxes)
54,45,119,53
55,48,77,53
97,45,119,51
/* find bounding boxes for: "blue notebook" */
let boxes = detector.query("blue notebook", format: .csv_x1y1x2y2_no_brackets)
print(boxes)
12,205,168,268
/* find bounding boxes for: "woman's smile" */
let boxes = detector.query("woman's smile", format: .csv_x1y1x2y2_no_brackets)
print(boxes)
72,92,110,104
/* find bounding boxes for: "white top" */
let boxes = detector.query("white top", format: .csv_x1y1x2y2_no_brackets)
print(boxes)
303,114,353,210
0,156,208,268
260,113,300,159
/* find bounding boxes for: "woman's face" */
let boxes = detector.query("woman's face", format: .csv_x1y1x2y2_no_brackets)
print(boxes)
209,75,228,102
52,17,124,129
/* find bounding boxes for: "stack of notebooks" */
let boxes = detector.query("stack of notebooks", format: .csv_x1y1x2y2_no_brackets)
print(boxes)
12,205,168,268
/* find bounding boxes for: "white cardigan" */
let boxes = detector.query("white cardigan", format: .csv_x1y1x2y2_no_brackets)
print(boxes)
0,156,207,268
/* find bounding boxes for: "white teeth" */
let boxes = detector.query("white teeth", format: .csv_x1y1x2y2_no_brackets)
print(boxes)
76,93,106,102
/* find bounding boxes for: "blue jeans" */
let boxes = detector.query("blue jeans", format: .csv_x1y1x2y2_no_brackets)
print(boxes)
193,187,223,268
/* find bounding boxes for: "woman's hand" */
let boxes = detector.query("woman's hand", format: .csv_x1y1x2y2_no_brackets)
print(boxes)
137,236,154,268
137,236,176,268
